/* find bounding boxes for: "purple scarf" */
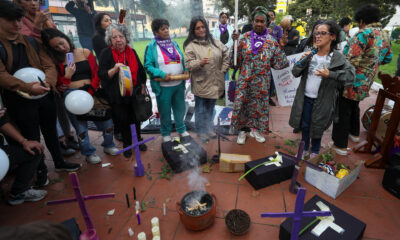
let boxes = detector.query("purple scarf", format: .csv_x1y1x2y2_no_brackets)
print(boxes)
219,24,228,34
155,36,178,61
250,29,268,54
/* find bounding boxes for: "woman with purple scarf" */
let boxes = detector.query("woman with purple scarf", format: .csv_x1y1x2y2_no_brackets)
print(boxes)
231,6,289,145
144,19,190,142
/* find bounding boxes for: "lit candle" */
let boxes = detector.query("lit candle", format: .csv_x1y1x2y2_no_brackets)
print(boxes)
151,217,159,228
136,210,141,225
163,203,166,216
152,226,160,237
137,232,146,240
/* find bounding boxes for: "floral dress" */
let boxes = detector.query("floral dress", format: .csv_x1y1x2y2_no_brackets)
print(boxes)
230,32,288,133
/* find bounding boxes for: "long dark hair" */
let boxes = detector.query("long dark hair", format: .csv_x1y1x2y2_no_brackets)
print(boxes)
319,20,340,52
305,19,324,47
41,28,75,63
183,16,217,49
93,12,110,34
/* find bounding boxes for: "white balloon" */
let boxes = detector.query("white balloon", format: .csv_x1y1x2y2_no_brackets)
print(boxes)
13,67,48,99
0,149,9,181
65,90,94,115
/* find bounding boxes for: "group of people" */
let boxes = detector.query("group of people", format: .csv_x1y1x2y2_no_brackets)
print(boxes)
0,0,394,208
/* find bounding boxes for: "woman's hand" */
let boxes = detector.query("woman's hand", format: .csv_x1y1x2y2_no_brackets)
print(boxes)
141,84,146,95
279,32,288,49
65,63,76,79
57,83,69,92
114,63,125,71
302,51,312,58
232,30,239,41
33,10,50,30
23,139,45,155
164,73,172,81
0,108,7,118
200,58,209,67
315,65,330,78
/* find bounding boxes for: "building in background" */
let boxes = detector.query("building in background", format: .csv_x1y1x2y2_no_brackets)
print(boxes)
275,0,295,14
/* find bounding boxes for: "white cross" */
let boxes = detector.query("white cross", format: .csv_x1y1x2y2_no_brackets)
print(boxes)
312,201,345,237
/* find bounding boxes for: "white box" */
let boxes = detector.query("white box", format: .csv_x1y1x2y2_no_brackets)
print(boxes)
304,148,363,199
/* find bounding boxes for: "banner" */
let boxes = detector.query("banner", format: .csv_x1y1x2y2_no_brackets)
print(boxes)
271,52,303,106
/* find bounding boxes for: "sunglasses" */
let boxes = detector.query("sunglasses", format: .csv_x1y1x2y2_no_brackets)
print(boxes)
314,31,332,36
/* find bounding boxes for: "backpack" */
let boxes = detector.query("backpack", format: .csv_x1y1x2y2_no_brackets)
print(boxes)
0,35,39,66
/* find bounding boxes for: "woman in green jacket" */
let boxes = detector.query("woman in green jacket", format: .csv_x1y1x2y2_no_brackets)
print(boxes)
289,20,355,159
144,19,189,142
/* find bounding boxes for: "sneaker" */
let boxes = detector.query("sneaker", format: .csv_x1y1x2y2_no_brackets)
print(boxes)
332,146,349,156
198,133,209,142
8,188,47,205
55,161,82,172
163,136,172,142
104,147,120,156
86,154,102,164
237,131,247,145
309,152,319,159
349,134,360,143
66,136,79,150
208,131,217,139
139,143,147,151
269,98,276,106
180,131,190,137
60,141,76,156
34,170,49,188
249,130,266,143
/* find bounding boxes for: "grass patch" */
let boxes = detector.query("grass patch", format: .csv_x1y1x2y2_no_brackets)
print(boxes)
375,41,399,84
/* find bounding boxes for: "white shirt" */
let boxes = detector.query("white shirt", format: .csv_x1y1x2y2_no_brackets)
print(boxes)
157,45,184,87
305,54,331,98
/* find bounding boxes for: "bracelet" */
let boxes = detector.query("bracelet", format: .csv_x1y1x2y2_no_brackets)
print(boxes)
20,138,28,146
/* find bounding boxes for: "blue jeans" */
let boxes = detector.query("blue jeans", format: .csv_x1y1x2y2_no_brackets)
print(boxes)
194,96,216,134
79,35,93,51
224,71,229,81
301,96,321,154
65,90,115,155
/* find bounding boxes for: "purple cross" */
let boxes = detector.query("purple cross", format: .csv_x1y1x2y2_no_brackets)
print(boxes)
279,141,322,194
115,124,155,177
261,188,331,240
47,172,115,240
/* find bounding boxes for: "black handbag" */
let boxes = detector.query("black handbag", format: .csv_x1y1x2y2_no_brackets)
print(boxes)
133,85,152,122
76,85,112,122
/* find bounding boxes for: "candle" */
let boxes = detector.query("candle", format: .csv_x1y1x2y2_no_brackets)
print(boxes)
137,232,146,240
163,203,166,216
136,210,141,225
152,226,160,237
152,237,160,240
133,187,136,200
151,217,159,228
128,228,134,237
125,193,130,208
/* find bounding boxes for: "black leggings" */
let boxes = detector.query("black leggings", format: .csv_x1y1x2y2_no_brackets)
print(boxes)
111,102,141,148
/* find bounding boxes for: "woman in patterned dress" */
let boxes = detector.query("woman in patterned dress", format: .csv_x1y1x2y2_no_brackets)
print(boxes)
231,6,289,145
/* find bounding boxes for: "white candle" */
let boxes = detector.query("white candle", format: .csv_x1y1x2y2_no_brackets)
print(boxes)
128,228,134,237
152,237,160,240
138,232,146,240
151,217,159,228
152,226,160,237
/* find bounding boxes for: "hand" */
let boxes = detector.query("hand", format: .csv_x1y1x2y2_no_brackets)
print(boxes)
23,139,45,155
33,10,50,29
302,51,313,58
65,63,76,79
200,58,209,67
164,73,172,81
0,108,6,118
232,31,239,41
57,83,70,92
141,84,146,95
30,82,50,96
315,65,330,78
114,63,125,72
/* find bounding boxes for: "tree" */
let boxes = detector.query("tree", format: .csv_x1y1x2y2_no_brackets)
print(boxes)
138,0,167,19
190,0,204,17
165,0,191,29
217,0,276,20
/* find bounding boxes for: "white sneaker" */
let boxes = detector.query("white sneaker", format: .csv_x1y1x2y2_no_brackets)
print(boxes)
86,154,102,164
332,146,349,156
180,132,190,137
309,152,319,159
237,131,247,145
163,136,172,142
8,188,47,205
104,147,119,156
250,130,266,143
349,134,360,143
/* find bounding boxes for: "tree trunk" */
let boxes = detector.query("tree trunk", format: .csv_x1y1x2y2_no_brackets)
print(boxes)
190,0,204,18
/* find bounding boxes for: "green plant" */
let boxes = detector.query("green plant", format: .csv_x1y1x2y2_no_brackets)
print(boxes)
321,150,334,163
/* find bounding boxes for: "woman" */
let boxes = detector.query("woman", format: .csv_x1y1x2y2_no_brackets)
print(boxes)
92,12,112,59
184,16,229,142
41,28,119,164
144,18,189,142
98,24,148,157
212,12,233,81
294,19,324,54
289,20,355,159
231,6,288,145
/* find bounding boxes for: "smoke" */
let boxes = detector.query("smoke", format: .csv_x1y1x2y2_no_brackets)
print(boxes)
187,168,208,191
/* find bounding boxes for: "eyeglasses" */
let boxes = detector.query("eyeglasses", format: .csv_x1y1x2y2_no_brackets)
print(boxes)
314,31,331,36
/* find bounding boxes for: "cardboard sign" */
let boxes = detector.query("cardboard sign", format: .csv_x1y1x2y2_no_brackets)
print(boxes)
271,53,303,106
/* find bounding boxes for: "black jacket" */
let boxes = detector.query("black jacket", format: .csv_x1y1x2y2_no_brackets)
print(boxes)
284,28,300,56
65,1,95,37
98,47,147,104
92,30,107,59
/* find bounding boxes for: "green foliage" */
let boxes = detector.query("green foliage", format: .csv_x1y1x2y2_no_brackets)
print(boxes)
138,0,167,19
321,150,334,163
217,0,276,19
392,27,400,40
375,41,400,83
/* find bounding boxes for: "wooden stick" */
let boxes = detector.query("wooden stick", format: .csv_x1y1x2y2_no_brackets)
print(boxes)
154,73,189,82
